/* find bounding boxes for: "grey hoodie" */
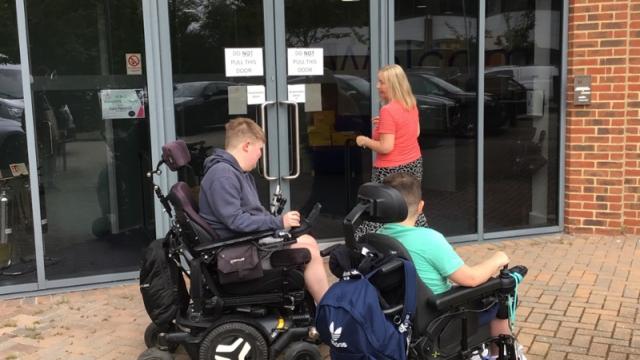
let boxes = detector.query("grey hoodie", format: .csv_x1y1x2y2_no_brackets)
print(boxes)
199,149,282,239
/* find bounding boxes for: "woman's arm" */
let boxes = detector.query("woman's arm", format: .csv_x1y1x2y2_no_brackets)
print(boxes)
356,133,395,154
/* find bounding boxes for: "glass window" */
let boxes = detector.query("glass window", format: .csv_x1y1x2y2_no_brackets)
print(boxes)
0,0,37,286
484,0,561,231
26,0,154,280
395,0,479,236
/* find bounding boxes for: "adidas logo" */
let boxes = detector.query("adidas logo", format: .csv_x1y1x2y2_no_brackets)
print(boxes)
329,322,347,348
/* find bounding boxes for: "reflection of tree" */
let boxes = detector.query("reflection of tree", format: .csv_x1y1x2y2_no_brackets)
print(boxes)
284,0,365,47
26,0,145,75
170,0,264,73
0,0,20,64
494,10,535,51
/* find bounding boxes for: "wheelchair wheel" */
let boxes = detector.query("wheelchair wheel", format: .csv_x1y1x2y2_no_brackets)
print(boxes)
198,322,268,360
144,323,179,352
137,347,174,360
282,341,322,360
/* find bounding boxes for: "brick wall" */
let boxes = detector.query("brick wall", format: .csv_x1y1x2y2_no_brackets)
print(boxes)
566,0,640,235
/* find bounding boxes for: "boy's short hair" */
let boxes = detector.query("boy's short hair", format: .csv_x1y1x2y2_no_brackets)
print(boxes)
382,172,422,212
225,117,266,148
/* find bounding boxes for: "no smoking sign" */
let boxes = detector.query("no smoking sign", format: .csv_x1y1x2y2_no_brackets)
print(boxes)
126,53,142,75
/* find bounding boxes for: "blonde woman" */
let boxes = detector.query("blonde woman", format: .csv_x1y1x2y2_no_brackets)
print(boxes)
355,64,427,235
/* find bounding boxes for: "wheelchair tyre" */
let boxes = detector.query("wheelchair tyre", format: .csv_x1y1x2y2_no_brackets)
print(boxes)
198,322,268,360
282,341,322,360
144,323,179,352
137,347,174,360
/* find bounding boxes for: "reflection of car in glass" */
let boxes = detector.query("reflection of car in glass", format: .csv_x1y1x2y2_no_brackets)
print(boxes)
0,65,27,169
407,72,527,137
0,65,25,124
334,74,371,115
173,81,235,135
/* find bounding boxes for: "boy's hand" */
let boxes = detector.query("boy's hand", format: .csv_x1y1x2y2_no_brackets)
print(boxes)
492,251,510,269
282,211,301,229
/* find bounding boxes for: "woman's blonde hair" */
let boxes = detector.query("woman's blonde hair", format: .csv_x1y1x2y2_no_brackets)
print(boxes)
378,64,416,110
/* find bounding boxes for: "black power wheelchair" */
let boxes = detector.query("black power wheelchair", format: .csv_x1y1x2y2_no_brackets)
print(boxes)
139,140,322,360
323,182,528,360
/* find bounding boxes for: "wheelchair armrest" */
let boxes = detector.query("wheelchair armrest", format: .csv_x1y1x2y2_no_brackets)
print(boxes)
193,229,288,253
426,266,526,312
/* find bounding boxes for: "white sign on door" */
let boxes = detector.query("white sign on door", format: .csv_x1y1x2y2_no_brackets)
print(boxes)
287,48,323,76
247,85,266,105
100,89,145,119
288,84,306,103
224,48,264,77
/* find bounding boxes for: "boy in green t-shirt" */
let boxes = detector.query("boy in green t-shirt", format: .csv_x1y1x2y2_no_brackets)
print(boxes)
378,172,516,359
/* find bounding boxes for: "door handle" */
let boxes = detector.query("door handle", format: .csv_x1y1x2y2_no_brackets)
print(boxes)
46,122,54,154
259,101,278,180
280,100,300,180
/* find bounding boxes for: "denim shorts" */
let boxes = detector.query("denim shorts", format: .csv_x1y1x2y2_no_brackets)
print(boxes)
478,302,509,326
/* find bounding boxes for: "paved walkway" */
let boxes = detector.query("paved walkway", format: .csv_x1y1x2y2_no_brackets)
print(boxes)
0,233,639,359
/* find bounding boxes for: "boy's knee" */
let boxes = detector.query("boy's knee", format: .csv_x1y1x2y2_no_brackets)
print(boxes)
295,234,320,252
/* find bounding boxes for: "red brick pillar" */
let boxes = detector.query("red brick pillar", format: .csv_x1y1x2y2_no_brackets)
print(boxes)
566,0,640,235
626,2,640,234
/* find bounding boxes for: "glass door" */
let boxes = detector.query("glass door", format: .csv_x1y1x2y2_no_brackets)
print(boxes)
280,0,372,239
168,0,374,240
169,0,273,205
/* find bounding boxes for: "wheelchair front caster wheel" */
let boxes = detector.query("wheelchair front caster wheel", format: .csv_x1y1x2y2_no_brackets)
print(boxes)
198,322,268,360
138,347,174,360
144,322,179,352
282,341,322,360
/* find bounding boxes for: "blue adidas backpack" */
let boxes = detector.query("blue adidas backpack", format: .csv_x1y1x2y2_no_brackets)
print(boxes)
315,259,417,360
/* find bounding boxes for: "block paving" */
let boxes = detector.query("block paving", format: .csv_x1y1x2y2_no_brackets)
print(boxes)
0,233,639,359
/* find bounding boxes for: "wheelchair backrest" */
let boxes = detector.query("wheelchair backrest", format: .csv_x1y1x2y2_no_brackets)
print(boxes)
359,233,436,336
167,181,218,246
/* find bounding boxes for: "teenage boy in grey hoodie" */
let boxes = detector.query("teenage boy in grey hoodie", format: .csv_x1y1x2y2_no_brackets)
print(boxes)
199,117,329,303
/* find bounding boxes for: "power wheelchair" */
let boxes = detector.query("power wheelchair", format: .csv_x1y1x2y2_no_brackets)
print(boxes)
326,182,528,360
139,140,322,360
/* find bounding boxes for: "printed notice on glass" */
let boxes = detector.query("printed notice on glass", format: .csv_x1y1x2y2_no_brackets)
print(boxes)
247,85,266,105
224,48,264,77
99,89,145,119
288,84,306,103
287,48,323,76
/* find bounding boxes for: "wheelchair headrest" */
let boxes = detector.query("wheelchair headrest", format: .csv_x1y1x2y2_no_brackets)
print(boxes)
343,183,408,248
357,182,408,223
162,140,191,171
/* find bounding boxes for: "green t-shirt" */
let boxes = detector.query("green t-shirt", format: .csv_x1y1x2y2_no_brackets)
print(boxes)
378,224,464,294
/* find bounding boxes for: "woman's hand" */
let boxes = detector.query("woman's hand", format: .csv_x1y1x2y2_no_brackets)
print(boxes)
372,116,380,126
356,135,369,148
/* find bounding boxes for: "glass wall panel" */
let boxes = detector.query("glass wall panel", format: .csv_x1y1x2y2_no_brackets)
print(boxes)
0,0,37,286
285,0,372,239
169,0,270,205
395,0,479,236
484,0,561,231
26,0,154,280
